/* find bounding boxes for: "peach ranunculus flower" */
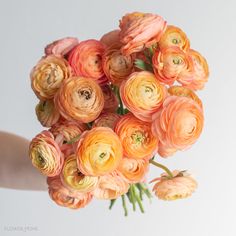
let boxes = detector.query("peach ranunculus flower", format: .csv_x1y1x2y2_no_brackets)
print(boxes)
120,71,167,122
159,25,190,51
35,100,60,127
168,85,202,108
152,46,193,85
92,112,120,130
55,76,104,123
118,157,149,183
115,113,158,159
45,37,79,57
30,55,72,100
47,176,93,209
178,49,209,90
100,84,119,113
102,43,134,86
76,127,123,176
61,154,99,193
119,12,167,55
152,96,204,156
92,171,129,199
29,130,64,177
100,29,121,48
151,170,197,200
68,39,105,83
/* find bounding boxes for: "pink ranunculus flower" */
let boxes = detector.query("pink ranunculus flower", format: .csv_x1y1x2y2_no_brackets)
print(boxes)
100,29,121,48
45,37,79,57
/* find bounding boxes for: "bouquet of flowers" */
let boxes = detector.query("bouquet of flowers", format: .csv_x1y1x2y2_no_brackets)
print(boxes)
29,12,209,215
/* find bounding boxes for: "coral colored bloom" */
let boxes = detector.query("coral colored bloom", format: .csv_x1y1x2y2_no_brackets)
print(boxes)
119,12,167,55
29,130,64,177
47,176,92,209
118,157,149,183
168,86,202,108
100,85,119,112
45,37,79,57
115,113,158,159
152,46,193,85
76,127,123,176
159,25,190,51
61,155,99,192
102,43,134,85
68,39,105,82
55,77,104,123
157,142,177,158
35,100,60,127
178,49,209,90
31,55,72,100
120,71,167,122
152,96,204,155
151,170,197,200
92,112,120,130
92,171,129,199
100,30,121,48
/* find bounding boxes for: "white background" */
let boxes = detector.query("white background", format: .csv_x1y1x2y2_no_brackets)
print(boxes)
0,0,236,235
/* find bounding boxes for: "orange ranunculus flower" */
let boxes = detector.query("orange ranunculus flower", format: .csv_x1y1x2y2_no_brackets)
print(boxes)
102,43,134,85
92,112,120,130
100,29,121,48
35,100,60,127
30,55,72,100
92,171,129,199
151,170,197,200
47,176,93,209
68,39,105,82
115,113,158,159
45,37,79,57
100,85,119,112
118,157,149,183
152,46,193,85
61,155,99,192
29,130,64,177
119,12,167,55
76,127,123,176
55,77,104,123
120,71,167,122
152,96,204,154
159,25,190,51
168,86,202,108
178,49,209,90
157,142,177,158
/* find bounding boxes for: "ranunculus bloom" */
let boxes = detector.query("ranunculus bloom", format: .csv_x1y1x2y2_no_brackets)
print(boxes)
178,49,209,90
119,12,167,55
100,85,119,112
47,176,93,209
29,130,64,177
100,30,121,48
102,43,134,85
55,77,104,123
118,157,149,183
168,86,202,108
157,142,177,158
35,100,60,127
76,127,123,176
30,55,72,100
92,112,120,130
61,155,99,192
120,71,167,122
152,96,204,155
45,37,79,57
152,46,193,85
159,25,190,51
151,170,197,200
68,39,105,83
92,171,129,199
115,113,158,159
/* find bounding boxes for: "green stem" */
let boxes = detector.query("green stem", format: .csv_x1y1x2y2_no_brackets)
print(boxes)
130,185,136,211
134,186,145,213
109,199,116,210
121,195,128,216
66,134,81,144
137,183,152,200
149,159,173,178
115,86,124,115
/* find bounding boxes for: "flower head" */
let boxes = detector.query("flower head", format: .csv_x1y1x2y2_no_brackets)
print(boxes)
92,112,120,130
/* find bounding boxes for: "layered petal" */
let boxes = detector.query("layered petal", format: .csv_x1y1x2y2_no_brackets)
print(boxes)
101,84,119,112
92,112,120,130
100,30,121,48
